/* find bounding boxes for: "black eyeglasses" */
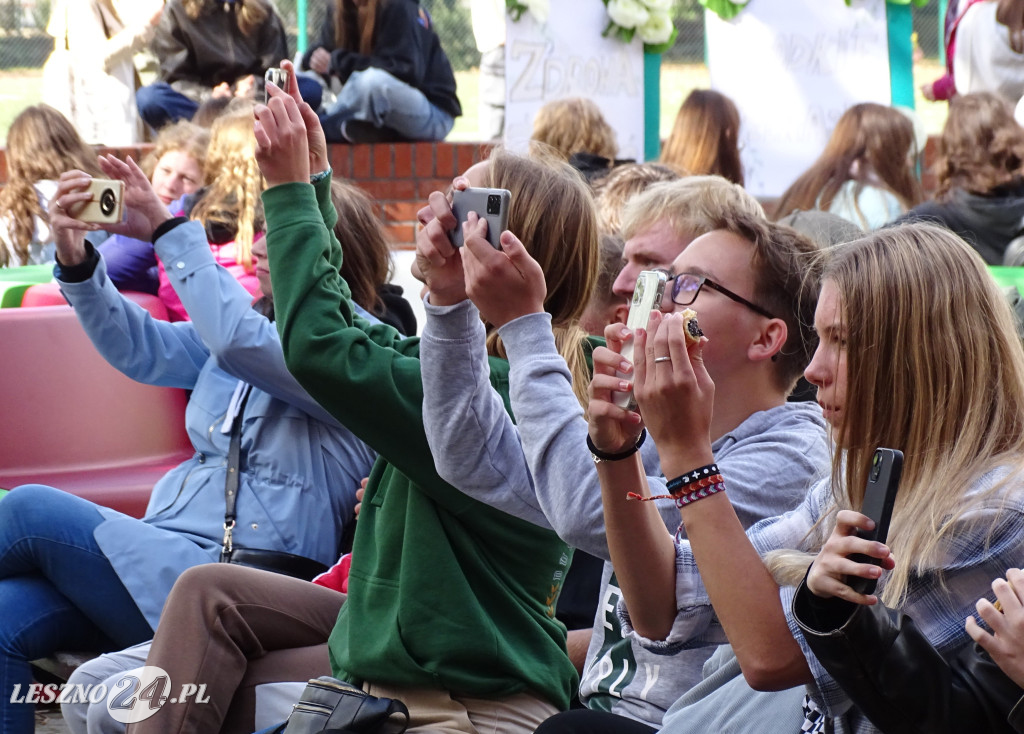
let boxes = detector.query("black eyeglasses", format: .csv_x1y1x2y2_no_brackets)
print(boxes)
667,273,776,320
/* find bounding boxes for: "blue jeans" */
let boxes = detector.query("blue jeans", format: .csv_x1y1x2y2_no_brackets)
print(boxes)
0,486,152,733
138,78,325,130
319,67,455,143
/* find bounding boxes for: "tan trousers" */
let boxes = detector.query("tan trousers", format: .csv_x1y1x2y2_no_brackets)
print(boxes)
364,681,558,734
127,563,344,734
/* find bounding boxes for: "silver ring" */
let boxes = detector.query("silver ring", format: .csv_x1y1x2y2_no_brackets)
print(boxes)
54,201,64,213
654,356,671,364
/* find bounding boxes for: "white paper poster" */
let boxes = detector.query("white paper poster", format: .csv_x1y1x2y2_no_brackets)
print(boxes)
504,5,645,162
706,0,891,197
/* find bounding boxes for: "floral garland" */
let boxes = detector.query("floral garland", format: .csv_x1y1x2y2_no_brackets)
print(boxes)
700,0,928,22
505,0,678,54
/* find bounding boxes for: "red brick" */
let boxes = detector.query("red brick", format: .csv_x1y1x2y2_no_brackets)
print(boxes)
384,223,416,246
417,178,451,198
476,142,495,161
385,179,417,201
434,143,455,178
358,179,395,200
329,145,352,179
456,144,476,175
373,145,393,179
384,201,422,223
414,143,434,178
352,145,372,178
393,144,414,177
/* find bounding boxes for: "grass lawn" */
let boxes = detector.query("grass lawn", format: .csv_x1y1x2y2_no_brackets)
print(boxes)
0,59,950,149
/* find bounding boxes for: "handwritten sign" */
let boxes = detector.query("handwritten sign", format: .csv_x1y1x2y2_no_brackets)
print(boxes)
504,5,645,162
706,0,891,197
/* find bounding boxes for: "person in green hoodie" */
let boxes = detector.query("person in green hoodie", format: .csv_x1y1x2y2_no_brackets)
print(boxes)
250,72,599,731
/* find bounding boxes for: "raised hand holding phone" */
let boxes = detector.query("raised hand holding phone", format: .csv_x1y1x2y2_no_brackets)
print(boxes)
461,215,546,329
612,270,669,410
846,448,903,595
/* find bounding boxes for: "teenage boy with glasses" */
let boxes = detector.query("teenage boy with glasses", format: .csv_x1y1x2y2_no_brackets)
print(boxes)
418,178,831,729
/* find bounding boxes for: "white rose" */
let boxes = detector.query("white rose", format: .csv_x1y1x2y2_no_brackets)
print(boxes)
642,0,673,11
607,0,650,30
526,0,549,24
637,10,674,45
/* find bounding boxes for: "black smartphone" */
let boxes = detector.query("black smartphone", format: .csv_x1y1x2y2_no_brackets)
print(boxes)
846,447,904,595
449,187,511,249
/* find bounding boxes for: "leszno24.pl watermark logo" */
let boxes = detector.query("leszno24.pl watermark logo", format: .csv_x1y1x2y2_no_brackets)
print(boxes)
12,666,210,724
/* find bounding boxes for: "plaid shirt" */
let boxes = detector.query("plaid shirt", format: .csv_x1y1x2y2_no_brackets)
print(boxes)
622,467,1024,734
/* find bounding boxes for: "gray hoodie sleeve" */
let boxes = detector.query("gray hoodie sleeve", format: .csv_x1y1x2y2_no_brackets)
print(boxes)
420,298,553,529
501,312,670,560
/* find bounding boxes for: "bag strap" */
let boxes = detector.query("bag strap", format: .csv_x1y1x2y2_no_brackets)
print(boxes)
222,383,254,559
321,697,410,734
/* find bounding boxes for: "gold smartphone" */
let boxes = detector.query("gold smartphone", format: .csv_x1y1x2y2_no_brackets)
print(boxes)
69,179,124,225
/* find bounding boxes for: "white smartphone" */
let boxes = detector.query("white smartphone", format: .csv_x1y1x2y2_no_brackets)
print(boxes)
69,179,124,225
265,68,290,102
449,187,511,249
612,270,669,411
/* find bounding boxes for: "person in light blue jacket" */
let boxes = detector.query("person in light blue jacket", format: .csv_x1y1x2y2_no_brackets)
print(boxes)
0,155,378,734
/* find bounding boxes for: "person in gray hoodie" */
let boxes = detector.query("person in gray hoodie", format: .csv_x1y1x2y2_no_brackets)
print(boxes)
418,176,830,730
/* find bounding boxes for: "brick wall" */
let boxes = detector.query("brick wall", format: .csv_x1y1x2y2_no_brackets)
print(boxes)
0,141,493,251
0,137,943,237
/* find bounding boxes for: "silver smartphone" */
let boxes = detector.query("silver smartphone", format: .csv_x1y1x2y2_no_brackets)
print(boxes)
265,68,290,102
612,270,670,411
449,187,511,249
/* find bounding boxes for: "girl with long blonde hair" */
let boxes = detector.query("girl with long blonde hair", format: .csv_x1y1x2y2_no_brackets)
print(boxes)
157,104,263,320
591,222,1024,732
0,104,101,268
773,102,923,230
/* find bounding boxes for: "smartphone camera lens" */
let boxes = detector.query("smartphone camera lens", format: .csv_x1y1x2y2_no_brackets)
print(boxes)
99,188,116,216
486,194,501,215
870,451,882,481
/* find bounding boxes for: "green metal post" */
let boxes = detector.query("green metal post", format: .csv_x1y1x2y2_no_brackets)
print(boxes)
297,0,308,55
644,51,661,161
886,2,915,108
938,0,948,65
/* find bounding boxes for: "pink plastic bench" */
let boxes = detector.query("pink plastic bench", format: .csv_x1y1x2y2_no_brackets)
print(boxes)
0,306,191,517
20,282,170,320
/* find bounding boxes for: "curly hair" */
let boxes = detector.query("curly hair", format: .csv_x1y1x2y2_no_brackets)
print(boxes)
0,104,100,268
188,103,264,271
935,91,1024,198
530,97,619,162
139,120,210,180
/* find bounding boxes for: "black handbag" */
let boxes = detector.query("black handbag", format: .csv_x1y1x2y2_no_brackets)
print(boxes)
219,384,328,581
278,677,409,734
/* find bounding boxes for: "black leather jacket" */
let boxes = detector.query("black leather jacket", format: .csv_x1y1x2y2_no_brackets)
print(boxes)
793,578,1024,734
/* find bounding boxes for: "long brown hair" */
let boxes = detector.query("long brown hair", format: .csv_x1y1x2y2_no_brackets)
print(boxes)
768,224,1024,606
483,149,600,409
997,0,1024,53
660,89,744,186
333,0,378,55
329,179,392,315
189,104,263,271
773,103,922,222
0,104,100,267
530,98,619,162
935,91,1024,198
183,0,272,36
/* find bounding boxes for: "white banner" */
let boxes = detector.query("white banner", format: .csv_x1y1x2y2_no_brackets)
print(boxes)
706,0,891,197
504,5,645,162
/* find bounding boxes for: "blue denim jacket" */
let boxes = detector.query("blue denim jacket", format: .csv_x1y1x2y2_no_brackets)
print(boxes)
57,220,377,626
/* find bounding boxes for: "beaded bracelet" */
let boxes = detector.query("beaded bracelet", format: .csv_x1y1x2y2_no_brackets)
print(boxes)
587,429,647,463
674,480,726,508
627,462,723,502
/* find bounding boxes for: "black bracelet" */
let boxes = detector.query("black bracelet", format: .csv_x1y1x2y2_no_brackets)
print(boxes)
151,216,189,244
587,429,647,463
